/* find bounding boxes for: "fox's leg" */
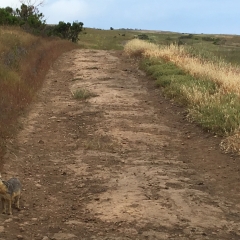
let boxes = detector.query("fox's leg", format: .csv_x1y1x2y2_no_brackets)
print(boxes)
2,198,5,213
15,195,20,210
2,198,6,214
8,199,12,215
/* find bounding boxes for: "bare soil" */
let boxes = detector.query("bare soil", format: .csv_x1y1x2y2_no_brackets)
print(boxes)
1,49,240,240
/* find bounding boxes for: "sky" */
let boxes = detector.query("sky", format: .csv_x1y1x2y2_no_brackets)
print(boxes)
1,0,240,35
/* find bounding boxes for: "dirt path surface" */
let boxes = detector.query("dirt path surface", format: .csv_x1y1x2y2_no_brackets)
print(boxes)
1,49,240,240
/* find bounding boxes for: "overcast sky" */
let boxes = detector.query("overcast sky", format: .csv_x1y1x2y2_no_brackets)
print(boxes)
1,0,239,34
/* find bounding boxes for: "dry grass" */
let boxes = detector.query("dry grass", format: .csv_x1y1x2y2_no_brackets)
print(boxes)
125,39,240,95
145,44,240,96
72,88,97,100
0,26,37,53
124,38,159,57
125,39,240,154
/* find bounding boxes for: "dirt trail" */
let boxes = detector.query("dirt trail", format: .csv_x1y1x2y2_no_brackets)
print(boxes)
1,49,240,240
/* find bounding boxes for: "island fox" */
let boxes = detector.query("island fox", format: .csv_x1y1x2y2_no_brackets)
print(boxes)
0,174,22,215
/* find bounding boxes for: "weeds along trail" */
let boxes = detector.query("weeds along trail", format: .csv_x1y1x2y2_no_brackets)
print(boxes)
1,49,240,239
124,39,240,154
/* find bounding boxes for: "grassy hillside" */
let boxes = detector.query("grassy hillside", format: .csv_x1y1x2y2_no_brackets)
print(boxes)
0,26,77,163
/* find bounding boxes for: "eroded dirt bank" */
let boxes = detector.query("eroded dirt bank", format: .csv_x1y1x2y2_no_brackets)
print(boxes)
1,49,240,240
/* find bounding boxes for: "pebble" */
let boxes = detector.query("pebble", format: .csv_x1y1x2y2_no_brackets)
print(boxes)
42,237,49,240
36,184,42,188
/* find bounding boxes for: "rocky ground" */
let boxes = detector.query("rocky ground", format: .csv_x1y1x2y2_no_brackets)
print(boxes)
0,49,240,240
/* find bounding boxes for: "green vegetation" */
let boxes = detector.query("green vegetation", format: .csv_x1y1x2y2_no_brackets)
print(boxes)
46,21,83,42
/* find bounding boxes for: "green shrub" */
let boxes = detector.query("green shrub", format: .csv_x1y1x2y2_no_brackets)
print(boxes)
0,8,19,25
138,34,149,40
48,21,83,42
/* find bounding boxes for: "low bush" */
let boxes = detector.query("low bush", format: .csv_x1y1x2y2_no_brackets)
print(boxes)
46,21,84,42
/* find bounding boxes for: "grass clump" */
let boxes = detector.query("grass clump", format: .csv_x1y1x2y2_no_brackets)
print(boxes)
189,93,240,135
83,137,117,152
125,39,240,153
72,88,97,100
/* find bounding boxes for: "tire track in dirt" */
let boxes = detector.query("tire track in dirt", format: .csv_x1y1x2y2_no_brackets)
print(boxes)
0,49,240,239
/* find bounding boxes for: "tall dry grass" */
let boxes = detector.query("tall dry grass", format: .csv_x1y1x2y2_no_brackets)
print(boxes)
125,39,240,95
125,39,240,154
0,26,77,165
